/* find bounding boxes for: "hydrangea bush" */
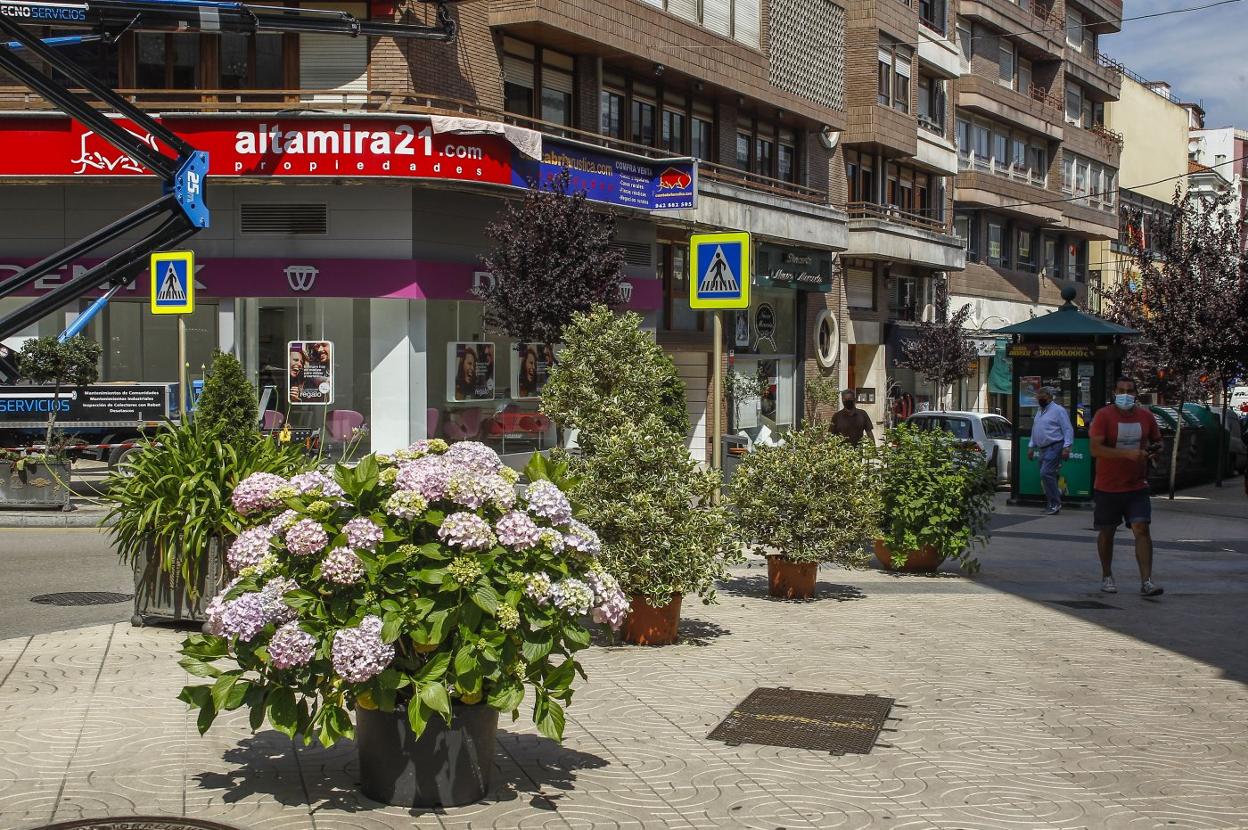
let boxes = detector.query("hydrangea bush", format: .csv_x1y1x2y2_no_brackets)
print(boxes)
178,441,627,746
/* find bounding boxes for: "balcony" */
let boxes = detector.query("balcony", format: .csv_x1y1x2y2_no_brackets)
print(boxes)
1065,47,1121,100
917,22,962,80
0,87,832,208
957,153,1048,190
1062,120,1123,167
1070,0,1123,34
955,168,1063,224
960,0,1065,59
956,75,1064,140
846,202,965,270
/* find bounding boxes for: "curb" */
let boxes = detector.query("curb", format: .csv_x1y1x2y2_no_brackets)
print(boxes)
0,510,113,528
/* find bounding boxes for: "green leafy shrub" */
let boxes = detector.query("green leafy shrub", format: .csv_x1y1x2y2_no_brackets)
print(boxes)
18,335,101,451
195,351,259,447
730,427,881,565
541,305,687,446
177,441,629,746
572,415,738,606
876,423,996,572
104,419,308,599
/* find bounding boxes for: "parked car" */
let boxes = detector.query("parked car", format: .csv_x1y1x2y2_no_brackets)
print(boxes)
905,411,1013,484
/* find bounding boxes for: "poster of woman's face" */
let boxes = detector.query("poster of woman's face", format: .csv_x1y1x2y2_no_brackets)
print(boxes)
513,342,556,399
288,341,334,405
448,342,496,402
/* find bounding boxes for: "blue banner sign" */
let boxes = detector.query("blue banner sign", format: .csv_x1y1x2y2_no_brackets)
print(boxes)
514,138,697,212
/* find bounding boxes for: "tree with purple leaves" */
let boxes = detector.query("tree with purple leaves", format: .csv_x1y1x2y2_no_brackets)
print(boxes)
479,168,626,343
1103,186,1248,498
898,276,977,410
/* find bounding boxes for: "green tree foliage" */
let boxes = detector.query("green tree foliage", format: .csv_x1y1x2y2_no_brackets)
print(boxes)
541,305,687,447
730,428,881,565
574,415,738,606
18,335,101,449
898,278,977,408
195,351,259,447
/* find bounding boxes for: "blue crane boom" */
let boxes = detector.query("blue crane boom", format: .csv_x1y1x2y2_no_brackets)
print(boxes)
0,0,457,367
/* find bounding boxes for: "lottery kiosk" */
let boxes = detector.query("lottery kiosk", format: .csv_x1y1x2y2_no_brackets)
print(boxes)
995,286,1137,505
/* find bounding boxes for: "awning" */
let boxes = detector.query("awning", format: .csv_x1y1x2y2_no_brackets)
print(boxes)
989,337,1012,395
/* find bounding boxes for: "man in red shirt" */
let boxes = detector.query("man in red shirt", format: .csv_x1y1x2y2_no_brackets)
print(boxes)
1089,376,1164,597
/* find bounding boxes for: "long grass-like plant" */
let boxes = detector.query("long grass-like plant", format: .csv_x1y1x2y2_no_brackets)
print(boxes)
104,419,307,600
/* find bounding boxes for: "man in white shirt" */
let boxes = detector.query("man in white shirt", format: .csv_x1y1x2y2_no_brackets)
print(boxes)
1027,386,1074,515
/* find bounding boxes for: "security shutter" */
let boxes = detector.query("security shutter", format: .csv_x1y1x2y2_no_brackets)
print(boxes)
733,0,760,47
503,54,534,90
846,268,875,309
703,0,731,36
300,34,367,102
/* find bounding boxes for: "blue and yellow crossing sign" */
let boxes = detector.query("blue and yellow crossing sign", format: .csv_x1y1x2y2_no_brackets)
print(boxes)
150,251,195,315
690,232,750,309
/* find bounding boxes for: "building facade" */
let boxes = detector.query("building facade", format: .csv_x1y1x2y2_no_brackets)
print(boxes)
0,0,858,460
950,0,1123,417
1189,127,1248,256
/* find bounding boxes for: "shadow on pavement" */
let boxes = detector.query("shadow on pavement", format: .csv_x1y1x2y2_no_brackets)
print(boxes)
718,574,866,603
195,729,609,814
972,488,1248,685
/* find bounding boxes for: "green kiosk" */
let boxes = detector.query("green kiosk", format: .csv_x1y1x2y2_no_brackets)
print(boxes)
995,286,1137,505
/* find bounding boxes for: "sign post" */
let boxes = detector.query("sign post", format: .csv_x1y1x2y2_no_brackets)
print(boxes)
690,232,751,501
150,251,195,418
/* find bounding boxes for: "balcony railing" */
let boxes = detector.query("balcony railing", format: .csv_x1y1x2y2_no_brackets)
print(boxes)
847,201,950,233
1088,122,1124,149
918,113,946,137
1027,83,1065,116
0,86,829,204
957,153,1048,189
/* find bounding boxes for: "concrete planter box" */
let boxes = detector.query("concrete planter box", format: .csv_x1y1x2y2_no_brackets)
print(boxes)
131,536,227,627
0,459,71,510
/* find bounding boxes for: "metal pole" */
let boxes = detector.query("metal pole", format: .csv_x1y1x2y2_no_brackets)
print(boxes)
178,316,188,421
712,310,722,504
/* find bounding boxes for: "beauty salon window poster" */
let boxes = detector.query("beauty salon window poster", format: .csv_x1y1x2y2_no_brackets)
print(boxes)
511,342,557,400
288,340,333,405
447,342,496,402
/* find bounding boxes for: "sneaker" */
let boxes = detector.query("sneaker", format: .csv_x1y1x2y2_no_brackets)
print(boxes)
1046,506,1062,515
1141,580,1164,597
1101,576,1118,594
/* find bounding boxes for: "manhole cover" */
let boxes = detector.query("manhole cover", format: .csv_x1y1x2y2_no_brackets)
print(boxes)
29,819,243,830
708,687,894,755
30,592,133,607
1049,599,1120,610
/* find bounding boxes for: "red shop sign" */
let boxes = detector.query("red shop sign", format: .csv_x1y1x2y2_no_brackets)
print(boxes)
0,116,514,183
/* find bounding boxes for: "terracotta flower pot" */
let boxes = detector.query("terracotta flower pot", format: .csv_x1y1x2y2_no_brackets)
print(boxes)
621,593,682,645
766,555,817,599
874,539,945,573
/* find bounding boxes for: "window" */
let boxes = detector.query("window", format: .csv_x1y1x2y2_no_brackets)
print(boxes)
918,75,945,134
1043,236,1059,278
955,214,974,259
1065,83,1081,125
957,118,971,160
662,108,686,153
501,39,575,126
846,149,876,202
1066,7,1083,51
894,52,911,113
541,49,574,126
992,132,1008,169
1028,144,1047,184
502,38,536,118
691,116,713,159
999,40,1015,89
987,220,1005,266
756,135,774,178
1018,58,1032,97
957,20,973,62
778,128,797,182
1011,138,1026,173
735,131,751,171
878,42,912,111
1017,227,1034,270
632,95,656,146
135,33,201,88
878,47,892,106
218,34,283,89
600,89,623,138
846,267,876,309
919,0,944,32
1066,239,1086,281
973,124,990,168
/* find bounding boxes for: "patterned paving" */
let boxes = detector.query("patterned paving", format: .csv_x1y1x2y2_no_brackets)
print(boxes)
1,500,1246,830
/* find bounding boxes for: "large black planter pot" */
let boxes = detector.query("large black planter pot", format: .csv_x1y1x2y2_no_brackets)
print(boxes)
356,703,499,808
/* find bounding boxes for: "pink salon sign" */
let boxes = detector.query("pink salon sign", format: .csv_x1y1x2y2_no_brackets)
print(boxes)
0,258,662,310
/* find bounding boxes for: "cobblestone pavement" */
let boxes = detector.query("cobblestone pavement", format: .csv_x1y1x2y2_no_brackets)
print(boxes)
1,488,1245,830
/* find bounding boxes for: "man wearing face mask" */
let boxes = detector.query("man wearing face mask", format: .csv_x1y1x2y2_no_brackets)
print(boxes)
1089,376,1164,597
1027,385,1074,515
830,389,875,445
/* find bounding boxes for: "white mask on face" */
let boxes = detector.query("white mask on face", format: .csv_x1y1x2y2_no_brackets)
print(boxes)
1114,393,1136,410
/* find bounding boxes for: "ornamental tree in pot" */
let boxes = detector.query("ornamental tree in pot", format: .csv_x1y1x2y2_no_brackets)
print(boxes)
178,440,628,808
875,423,996,573
730,428,882,599
570,415,738,645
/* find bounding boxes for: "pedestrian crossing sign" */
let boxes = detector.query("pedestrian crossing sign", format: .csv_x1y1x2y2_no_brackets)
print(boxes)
150,251,194,315
690,232,750,309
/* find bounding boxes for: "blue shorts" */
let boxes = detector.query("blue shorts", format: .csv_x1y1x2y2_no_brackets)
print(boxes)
1094,488,1152,529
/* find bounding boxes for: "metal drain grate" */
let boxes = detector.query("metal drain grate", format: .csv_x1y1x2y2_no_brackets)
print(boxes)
708,687,894,755
30,592,133,607
28,818,244,830
1049,600,1120,610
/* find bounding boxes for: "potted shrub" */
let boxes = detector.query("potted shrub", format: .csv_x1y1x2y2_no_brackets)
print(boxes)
571,415,738,644
2,336,102,509
105,417,308,624
875,423,996,573
178,441,628,808
730,428,881,598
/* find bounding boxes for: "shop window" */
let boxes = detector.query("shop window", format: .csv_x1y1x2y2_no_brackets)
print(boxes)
659,242,700,332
